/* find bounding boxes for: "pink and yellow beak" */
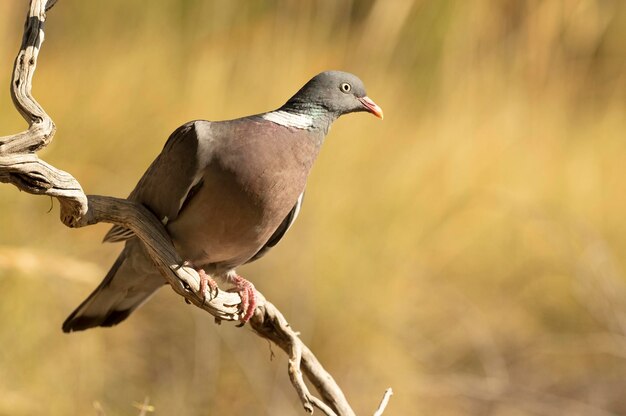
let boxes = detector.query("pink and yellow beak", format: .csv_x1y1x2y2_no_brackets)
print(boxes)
359,96,384,120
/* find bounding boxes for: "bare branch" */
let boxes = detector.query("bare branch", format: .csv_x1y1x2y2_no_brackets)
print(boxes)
373,388,393,416
0,1,392,415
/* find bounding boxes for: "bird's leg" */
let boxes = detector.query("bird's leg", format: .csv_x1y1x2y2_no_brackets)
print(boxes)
225,271,257,325
198,269,219,304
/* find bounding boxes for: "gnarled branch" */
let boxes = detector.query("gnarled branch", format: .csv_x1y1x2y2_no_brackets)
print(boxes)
0,1,392,415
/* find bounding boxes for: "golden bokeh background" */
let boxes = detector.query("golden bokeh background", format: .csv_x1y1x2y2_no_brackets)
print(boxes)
1,1,625,415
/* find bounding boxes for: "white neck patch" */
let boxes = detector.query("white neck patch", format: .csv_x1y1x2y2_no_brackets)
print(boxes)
261,110,314,129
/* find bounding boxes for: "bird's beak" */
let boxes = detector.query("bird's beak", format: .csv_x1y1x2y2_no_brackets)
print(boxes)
359,96,384,120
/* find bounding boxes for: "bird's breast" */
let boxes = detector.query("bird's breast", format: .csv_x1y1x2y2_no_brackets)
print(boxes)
166,132,319,271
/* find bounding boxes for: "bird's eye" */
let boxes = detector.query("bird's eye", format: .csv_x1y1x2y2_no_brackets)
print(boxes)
340,83,351,93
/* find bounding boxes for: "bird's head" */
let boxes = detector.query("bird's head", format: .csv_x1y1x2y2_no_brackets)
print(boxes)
285,71,383,120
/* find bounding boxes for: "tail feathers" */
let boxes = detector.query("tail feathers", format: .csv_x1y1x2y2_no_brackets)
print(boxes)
62,308,134,332
62,250,163,333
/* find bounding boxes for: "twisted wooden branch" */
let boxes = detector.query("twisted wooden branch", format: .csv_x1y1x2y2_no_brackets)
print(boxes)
0,1,392,415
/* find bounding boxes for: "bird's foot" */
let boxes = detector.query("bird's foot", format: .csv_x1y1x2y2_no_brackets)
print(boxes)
198,269,219,304
227,273,257,325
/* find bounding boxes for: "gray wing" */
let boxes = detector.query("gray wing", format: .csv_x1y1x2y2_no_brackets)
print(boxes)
246,191,304,263
104,121,214,242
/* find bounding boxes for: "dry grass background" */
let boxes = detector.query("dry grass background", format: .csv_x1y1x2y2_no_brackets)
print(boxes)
1,1,625,415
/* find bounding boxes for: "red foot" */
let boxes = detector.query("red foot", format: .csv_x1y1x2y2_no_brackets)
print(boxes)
229,274,257,325
198,269,218,303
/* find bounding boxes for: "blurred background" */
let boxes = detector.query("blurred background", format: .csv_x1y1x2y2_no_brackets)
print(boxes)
1,0,625,415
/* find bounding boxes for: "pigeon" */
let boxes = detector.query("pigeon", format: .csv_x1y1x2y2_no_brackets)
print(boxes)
62,70,383,332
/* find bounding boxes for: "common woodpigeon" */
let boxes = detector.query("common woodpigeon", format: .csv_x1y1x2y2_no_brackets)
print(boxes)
63,70,383,332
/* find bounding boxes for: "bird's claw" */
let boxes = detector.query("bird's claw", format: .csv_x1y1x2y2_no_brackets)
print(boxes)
227,274,257,325
198,269,219,305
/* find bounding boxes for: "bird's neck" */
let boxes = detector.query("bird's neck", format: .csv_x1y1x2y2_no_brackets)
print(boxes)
262,102,336,133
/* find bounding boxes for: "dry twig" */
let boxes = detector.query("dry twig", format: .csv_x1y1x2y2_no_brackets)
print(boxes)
0,1,392,415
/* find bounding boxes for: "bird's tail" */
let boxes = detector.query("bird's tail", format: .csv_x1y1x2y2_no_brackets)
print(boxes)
62,246,163,333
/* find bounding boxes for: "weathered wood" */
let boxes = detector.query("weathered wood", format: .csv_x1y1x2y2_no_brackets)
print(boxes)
0,1,392,415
